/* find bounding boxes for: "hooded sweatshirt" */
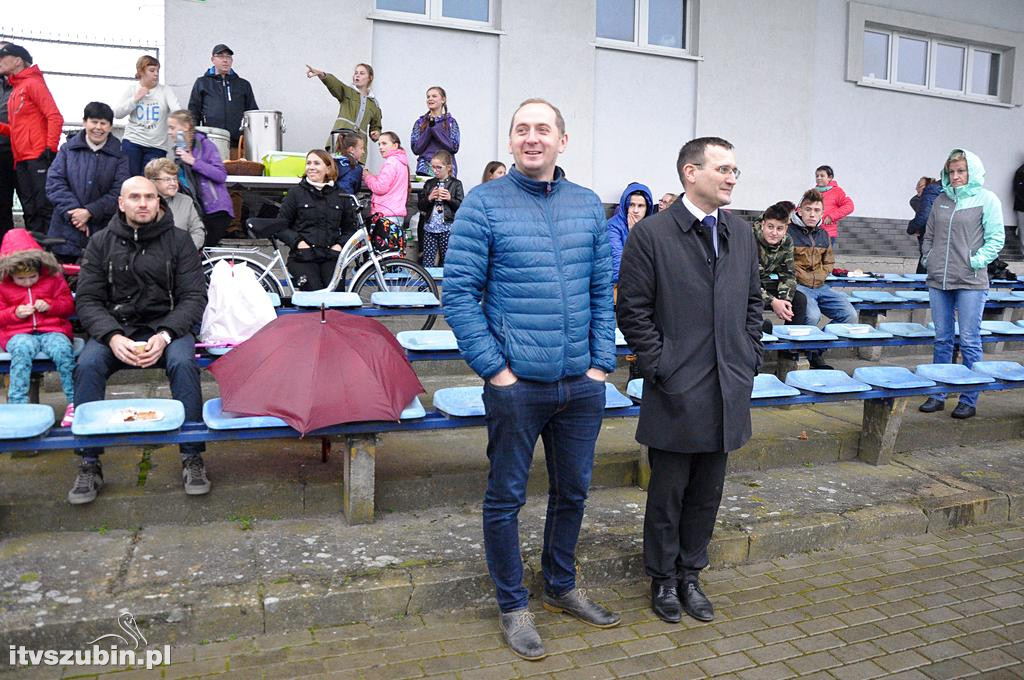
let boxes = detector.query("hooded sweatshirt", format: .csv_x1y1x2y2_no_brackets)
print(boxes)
0,229,74,348
753,219,797,306
922,149,1004,291
363,147,410,217
606,182,653,283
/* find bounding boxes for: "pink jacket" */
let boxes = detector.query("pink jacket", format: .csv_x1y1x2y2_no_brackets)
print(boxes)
364,148,410,217
819,180,854,239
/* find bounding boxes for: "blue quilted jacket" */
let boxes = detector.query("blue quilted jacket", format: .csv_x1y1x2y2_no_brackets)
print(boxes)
442,166,616,382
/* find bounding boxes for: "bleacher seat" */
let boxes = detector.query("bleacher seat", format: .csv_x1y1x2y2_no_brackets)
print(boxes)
849,290,904,303
0,404,55,439
771,325,839,342
784,369,872,394
882,273,915,282
0,336,85,362
852,366,936,389
615,328,627,346
927,322,992,336
604,382,633,408
71,399,185,435
291,291,362,308
266,291,282,307
371,291,440,307
878,322,934,338
762,332,778,343
397,330,458,351
433,382,634,416
980,321,1024,335
986,290,1018,303
914,364,995,385
203,396,426,429
824,323,893,339
894,291,930,302
425,267,444,280
905,273,928,281
970,361,1024,381
751,374,800,398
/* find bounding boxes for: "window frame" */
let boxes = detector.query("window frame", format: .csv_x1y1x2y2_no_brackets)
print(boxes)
371,0,497,30
594,0,693,57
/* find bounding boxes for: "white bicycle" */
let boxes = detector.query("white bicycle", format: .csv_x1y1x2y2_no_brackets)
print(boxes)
202,194,439,331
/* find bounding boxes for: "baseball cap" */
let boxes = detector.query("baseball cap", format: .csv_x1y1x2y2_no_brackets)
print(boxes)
0,44,32,64
211,44,234,56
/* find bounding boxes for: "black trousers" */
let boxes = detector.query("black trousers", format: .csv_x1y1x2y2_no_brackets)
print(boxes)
14,152,54,232
644,447,728,586
0,147,16,235
202,211,232,248
287,255,337,291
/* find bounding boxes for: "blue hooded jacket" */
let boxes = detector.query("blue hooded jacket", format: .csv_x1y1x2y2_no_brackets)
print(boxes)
606,182,653,283
442,165,616,382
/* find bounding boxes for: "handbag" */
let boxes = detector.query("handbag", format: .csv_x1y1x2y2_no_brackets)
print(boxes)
200,260,277,344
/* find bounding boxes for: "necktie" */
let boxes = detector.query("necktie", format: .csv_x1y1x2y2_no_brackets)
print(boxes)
701,215,719,256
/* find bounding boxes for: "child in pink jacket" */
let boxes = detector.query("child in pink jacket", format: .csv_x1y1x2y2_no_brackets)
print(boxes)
364,131,410,226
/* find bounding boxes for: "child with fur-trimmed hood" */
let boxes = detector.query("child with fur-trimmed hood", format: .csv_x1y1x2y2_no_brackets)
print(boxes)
0,229,76,423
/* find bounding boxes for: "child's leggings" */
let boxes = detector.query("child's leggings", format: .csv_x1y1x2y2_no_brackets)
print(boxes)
6,332,75,403
421,231,450,268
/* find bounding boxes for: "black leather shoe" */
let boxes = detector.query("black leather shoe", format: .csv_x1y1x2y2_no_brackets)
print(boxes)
951,403,976,419
679,580,715,622
808,354,834,370
651,582,682,623
919,397,945,413
542,588,621,628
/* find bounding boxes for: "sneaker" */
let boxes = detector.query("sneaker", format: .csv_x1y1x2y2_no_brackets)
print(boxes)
182,456,211,495
498,609,546,661
60,403,75,428
68,462,103,505
542,588,621,628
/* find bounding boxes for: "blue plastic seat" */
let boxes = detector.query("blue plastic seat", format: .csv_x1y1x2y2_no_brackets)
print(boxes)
0,404,55,439
970,361,1024,381
771,325,839,341
604,382,633,409
894,290,929,302
291,291,362,308
784,370,872,394
751,374,800,398
878,322,934,338
371,291,440,307
206,346,234,356
927,322,992,336
615,328,627,346
881,273,914,282
0,336,85,362
824,323,893,339
986,290,1017,303
266,291,282,307
202,396,426,429
980,320,1024,335
852,366,936,389
433,386,484,417
905,273,928,281
396,330,458,351
849,290,904,303
914,364,995,385
1010,291,1024,301
425,267,444,280
72,399,185,435
761,332,778,342
626,379,643,400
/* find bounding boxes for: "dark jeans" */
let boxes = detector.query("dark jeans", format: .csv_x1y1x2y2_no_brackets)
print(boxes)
287,255,337,291
73,334,205,461
15,151,54,232
481,374,606,612
202,210,232,247
120,138,168,177
644,448,728,586
0,146,15,235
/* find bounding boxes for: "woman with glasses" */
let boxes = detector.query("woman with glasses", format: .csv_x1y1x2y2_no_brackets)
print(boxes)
143,158,205,250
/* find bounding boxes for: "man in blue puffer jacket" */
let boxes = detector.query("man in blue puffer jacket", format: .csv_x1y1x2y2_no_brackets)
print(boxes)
443,98,619,660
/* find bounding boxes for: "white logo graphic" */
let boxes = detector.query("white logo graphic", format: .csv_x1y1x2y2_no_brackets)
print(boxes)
87,612,148,649
8,611,169,670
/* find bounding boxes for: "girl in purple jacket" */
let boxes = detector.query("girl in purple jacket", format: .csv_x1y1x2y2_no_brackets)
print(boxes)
410,86,460,177
167,110,233,247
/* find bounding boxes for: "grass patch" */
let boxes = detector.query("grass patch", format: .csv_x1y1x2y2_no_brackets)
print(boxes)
229,514,256,531
137,447,154,486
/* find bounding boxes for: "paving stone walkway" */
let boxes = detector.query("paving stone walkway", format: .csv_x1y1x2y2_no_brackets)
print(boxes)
6,520,1019,679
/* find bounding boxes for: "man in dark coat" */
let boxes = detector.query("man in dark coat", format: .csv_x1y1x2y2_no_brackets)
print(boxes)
187,44,258,153
44,101,130,260
617,136,762,625
68,176,209,506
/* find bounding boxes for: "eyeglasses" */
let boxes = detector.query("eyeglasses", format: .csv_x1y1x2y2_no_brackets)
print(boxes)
154,177,178,184
430,166,446,172
692,163,741,179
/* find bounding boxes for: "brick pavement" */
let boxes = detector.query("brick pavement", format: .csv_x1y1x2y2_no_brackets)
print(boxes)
14,521,1024,679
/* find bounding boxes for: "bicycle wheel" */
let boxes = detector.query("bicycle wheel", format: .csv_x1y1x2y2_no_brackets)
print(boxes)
351,258,439,332
203,256,285,300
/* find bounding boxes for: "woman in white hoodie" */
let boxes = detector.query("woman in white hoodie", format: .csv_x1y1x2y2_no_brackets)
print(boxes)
114,55,181,176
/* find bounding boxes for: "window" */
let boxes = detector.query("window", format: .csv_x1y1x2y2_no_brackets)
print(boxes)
596,0,688,53
862,28,1004,100
375,0,493,26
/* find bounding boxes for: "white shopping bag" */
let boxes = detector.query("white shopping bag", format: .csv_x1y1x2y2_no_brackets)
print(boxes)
200,260,277,343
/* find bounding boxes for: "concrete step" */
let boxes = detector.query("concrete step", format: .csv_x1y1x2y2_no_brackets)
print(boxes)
1,439,1021,650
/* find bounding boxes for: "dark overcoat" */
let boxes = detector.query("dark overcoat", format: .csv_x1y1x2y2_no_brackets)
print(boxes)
616,198,763,453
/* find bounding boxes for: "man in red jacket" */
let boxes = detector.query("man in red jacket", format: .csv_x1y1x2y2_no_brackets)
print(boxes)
0,44,63,232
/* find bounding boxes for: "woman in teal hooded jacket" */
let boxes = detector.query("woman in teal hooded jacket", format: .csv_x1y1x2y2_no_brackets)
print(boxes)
919,148,1004,419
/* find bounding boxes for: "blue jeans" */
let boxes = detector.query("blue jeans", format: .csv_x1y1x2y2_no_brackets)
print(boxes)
929,287,987,408
5,332,74,403
120,139,168,177
797,284,858,326
73,334,205,461
481,375,606,612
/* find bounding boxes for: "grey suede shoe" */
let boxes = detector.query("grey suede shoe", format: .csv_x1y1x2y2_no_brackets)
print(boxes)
542,588,621,628
498,609,546,661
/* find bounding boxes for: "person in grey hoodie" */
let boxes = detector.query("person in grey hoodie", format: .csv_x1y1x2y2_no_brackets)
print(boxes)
919,149,1004,419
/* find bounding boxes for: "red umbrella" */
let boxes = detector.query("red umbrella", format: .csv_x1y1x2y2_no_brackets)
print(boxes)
208,308,424,434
